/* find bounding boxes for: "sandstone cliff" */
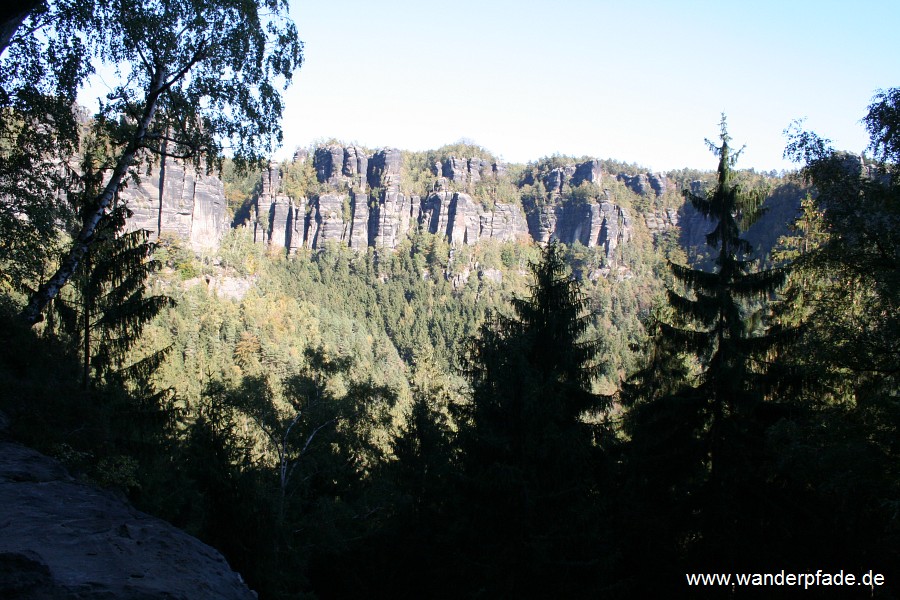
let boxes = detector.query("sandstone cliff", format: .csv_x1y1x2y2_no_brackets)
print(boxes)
253,145,640,266
122,144,794,274
120,156,229,251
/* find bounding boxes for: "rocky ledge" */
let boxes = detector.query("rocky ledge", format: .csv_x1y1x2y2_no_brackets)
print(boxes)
0,435,255,599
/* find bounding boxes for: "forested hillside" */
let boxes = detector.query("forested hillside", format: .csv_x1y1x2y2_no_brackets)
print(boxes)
1,2,898,598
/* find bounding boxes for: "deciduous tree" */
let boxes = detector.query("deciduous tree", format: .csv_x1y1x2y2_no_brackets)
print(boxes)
8,0,301,324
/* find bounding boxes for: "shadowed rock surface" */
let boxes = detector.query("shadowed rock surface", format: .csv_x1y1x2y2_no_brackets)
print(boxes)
120,157,228,252
0,438,256,600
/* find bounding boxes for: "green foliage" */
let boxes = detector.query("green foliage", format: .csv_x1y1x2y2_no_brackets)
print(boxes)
46,145,174,388
621,117,789,582
280,154,317,200
433,140,496,162
784,93,900,404
453,243,616,596
399,149,434,197
86,0,302,171
0,301,179,509
17,0,302,324
220,158,262,220
5,33,899,593
864,87,900,164
0,1,92,285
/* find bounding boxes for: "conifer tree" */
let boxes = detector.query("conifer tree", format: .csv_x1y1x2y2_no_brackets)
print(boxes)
661,116,785,468
51,149,173,388
455,242,613,597
622,117,787,578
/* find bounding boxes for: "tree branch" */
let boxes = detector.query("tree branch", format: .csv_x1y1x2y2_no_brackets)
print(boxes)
21,64,169,325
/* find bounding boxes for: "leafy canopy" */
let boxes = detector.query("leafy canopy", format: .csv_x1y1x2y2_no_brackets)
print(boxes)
5,0,302,324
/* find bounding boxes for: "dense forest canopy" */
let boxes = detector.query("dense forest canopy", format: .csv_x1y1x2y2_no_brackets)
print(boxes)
1,3,898,597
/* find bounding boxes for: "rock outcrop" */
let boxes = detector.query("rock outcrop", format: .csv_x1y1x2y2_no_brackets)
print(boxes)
251,146,641,265
643,207,681,234
544,166,577,196
525,199,632,262
119,144,798,279
255,148,525,252
617,171,670,197
573,160,602,187
121,156,229,251
0,440,255,599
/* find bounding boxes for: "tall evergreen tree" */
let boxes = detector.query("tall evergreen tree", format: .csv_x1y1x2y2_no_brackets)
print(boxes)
454,242,614,598
662,116,785,469
622,117,787,583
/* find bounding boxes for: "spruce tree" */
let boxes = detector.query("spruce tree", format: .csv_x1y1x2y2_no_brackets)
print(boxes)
51,149,173,388
663,117,784,467
455,242,614,597
622,117,786,579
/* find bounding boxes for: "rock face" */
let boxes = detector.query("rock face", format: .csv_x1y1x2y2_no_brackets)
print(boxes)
315,145,345,185
0,440,255,599
634,199,716,252
481,201,529,243
643,207,681,234
617,171,670,197
251,146,653,266
544,166,577,196
252,161,305,253
573,160,602,187
121,157,228,251
525,199,632,263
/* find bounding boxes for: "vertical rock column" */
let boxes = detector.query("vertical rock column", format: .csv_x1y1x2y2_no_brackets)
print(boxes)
119,156,227,251
368,148,413,250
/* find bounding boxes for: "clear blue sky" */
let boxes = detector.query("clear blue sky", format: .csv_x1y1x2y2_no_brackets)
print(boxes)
278,0,899,172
